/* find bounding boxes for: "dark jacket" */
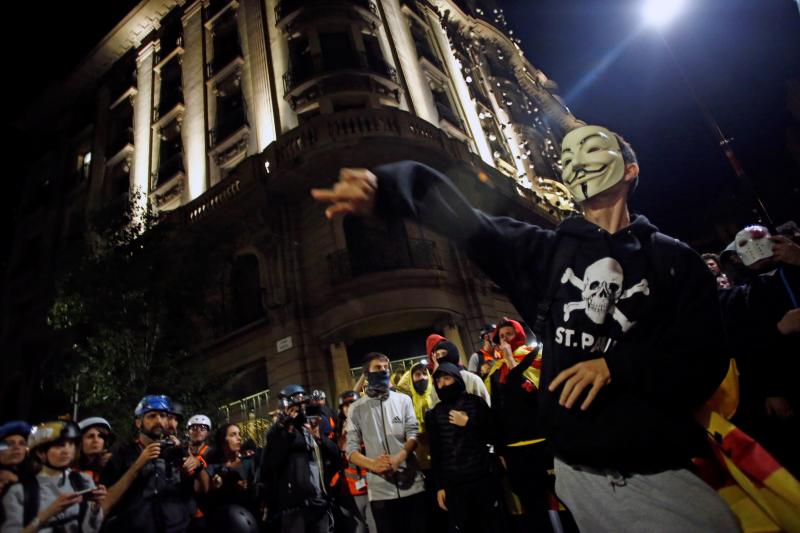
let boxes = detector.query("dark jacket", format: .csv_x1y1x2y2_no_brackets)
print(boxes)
426,363,496,490
730,265,800,404
488,346,545,447
262,421,339,512
374,161,728,473
100,440,194,533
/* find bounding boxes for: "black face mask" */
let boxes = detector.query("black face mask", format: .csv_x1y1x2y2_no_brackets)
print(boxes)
436,383,462,404
413,379,429,395
366,370,391,395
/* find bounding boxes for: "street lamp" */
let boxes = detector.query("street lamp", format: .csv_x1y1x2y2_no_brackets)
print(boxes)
642,0,687,29
642,0,775,226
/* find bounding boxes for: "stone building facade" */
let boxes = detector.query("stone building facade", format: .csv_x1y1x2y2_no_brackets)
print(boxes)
1,0,578,422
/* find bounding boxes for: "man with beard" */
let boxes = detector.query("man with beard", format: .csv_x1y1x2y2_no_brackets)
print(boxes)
100,395,197,532
312,124,738,532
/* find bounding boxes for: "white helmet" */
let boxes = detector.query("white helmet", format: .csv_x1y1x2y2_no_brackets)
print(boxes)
735,225,774,266
78,417,112,433
187,414,212,430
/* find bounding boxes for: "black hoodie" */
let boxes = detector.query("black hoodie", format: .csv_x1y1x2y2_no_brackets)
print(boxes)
374,161,727,473
425,363,495,489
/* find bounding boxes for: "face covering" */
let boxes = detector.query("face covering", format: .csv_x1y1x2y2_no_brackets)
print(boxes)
735,225,773,266
366,371,391,396
560,125,626,202
436,383,461,404
413,379,429,395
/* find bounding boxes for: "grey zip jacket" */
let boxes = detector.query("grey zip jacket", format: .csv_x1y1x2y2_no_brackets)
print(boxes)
346,390,425,501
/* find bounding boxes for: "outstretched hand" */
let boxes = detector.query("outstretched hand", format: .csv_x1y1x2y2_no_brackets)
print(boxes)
548,358,611,411
310,168,378,219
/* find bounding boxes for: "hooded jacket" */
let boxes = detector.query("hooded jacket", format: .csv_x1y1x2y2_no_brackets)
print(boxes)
425,363,496,490
428,338,492,406
486,318,542,393
373,161,728,473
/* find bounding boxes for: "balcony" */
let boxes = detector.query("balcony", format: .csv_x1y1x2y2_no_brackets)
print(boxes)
282,51,398,110
276,0,379,30
157,88,184,120
283,51,396,93
155,152,185,188
328,238,443,284
206,41,243,79
106,126,134,163
416,41,444,72
435,101,464,131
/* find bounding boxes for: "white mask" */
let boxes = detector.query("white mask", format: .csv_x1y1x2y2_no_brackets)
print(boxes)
560,125,627,202
735,225,773,266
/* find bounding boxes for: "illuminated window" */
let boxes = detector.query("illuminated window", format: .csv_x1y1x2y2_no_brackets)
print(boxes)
79,151,92,179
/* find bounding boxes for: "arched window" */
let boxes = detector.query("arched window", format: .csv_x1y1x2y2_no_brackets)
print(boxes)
231,254,265,328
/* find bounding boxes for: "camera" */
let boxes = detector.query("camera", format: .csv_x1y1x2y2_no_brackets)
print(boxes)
159,438,186,464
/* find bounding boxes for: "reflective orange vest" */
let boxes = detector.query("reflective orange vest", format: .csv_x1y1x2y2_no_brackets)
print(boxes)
331,461,368,496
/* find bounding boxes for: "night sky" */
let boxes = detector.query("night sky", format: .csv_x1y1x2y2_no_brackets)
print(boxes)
503,0,800,249
4,1,800,255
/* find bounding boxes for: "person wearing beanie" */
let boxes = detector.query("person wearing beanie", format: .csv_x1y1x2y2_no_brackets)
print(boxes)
426,363,503,533
427,336,491,407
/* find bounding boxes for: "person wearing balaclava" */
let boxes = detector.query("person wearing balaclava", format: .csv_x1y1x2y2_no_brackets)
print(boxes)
427,337,491,407
345,352,427,533
425,363,503,533
313,124,738,532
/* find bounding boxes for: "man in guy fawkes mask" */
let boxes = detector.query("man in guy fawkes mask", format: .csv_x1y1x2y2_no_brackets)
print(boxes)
313,124,739,532
345,352,427,533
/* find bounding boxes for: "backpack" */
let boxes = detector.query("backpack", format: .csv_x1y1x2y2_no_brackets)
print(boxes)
22,470,90,531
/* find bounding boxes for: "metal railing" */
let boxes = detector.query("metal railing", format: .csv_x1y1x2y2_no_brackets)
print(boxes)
155,152,184,188
276,0,377,23
219,389,271,447
206,43,242,78
435,101,465,130
350,354,428,384
106,126,134,159
283,51,397,94
328,238,443,284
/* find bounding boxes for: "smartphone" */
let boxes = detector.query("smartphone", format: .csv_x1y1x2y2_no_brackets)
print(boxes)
73,488,95,496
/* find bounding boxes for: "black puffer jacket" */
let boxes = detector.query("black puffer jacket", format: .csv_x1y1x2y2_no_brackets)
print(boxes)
425,363,496,490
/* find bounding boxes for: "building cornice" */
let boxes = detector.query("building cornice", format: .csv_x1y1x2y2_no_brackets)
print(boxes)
16,0,180,130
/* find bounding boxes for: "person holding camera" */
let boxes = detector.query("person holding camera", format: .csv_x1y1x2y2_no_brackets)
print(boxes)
262,385,339,533
2,421,106,533
200,423,260,533
100,395,198,532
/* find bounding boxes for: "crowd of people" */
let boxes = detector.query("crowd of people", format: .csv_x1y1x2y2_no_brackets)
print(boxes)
2,123,799,533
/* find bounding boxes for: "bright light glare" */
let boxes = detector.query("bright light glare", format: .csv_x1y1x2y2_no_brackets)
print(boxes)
642,0,686,28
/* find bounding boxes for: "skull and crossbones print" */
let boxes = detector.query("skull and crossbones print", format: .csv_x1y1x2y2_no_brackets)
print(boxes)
560,257,649,332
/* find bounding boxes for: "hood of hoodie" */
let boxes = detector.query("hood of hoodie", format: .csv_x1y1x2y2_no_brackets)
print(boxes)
558,213,659,243
426,334,446,357
432,362,465,393
433,340,461,366
492,318,527,351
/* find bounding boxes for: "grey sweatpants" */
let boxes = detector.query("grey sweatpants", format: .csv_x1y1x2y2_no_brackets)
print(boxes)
554,458,741,533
